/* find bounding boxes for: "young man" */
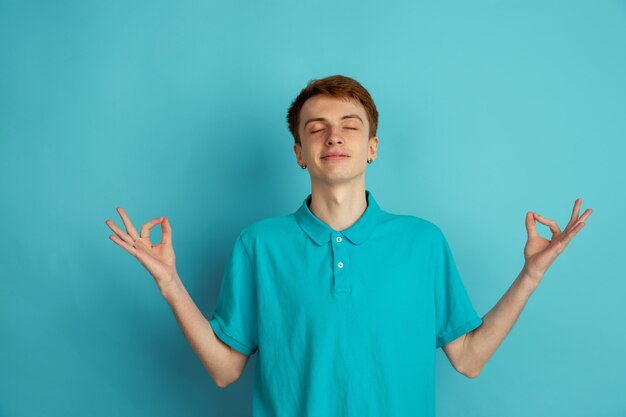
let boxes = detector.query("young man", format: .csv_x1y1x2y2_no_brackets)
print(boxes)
105,75,592,416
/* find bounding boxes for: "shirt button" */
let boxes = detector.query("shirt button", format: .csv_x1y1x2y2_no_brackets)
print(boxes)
336,236,342,243
337,261,344,268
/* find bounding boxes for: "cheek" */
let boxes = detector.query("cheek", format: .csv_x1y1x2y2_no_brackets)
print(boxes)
300,145,315,159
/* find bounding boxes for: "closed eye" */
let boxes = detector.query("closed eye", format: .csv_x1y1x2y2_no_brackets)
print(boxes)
311,127,357,133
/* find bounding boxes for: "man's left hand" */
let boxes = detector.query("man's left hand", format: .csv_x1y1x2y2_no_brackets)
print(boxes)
522,198,593,284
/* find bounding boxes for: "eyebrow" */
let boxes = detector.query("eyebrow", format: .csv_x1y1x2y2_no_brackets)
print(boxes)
303,114,364,129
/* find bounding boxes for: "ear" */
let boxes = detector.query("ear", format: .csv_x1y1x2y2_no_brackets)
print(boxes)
293,143,303,165
368,136,379,161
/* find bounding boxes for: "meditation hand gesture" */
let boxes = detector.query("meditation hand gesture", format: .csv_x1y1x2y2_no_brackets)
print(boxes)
105,207,178,289
522,198,593,284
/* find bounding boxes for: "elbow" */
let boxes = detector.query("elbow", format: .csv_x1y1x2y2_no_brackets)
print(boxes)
213,370,242,389
461,366,481,379
214,375,235,389
214,379,231,389
457,359,481,379
464,370,480,379
457,353,482,379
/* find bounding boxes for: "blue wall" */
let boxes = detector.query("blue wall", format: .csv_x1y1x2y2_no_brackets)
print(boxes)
1,1,624,416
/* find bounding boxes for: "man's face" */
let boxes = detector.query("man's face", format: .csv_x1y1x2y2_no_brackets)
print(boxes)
294,95,378,187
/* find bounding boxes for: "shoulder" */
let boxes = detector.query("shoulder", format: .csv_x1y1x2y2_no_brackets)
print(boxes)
237,213,298,245
377,209,444,240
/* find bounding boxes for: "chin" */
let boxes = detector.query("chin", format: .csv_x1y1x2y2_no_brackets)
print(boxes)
311,172,364,184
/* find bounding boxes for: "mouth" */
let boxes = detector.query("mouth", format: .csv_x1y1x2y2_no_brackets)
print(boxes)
321,154,350,160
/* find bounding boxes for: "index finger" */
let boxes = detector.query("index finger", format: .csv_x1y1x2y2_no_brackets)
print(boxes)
533,213,561,236
140,217,165,242
116,207,140,240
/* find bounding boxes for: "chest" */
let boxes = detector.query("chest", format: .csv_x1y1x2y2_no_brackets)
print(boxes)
252,233,435,334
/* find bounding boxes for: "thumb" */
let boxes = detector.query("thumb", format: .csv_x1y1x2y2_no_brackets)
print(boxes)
525,211,538,238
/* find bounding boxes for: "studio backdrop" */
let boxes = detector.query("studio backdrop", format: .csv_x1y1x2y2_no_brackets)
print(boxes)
1,1,624,416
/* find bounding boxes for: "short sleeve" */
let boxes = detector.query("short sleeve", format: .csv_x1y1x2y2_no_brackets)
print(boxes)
209,232,259,356
434,228,482,349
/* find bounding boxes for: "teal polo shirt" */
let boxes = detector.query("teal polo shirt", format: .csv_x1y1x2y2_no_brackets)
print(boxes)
209,190,482,417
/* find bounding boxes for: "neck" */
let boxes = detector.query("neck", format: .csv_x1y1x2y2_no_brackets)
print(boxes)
308,182,368,232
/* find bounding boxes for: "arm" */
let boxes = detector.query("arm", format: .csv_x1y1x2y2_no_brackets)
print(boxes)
444,198,592,378
106,207,249,388
160,275,249,388
444,268,538,378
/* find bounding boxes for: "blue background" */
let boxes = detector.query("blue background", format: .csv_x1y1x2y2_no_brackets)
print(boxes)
1,0,624,416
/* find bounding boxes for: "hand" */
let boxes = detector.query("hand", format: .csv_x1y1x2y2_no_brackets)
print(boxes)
522,198,592,284
106,207,178,289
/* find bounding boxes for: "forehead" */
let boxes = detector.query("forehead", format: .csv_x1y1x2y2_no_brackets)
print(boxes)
300,95,367,123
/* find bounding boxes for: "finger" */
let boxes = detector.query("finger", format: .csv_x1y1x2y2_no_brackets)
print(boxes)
109,233,138,257
578,208,593,224
525,212,538,238
140,217,164,241
162,217,172,245
533,213,561,236
116,207,140,240
105,219,135,246
565,198,582,231
561,220,586,246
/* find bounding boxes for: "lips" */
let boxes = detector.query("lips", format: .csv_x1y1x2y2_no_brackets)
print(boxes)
321,153,349,159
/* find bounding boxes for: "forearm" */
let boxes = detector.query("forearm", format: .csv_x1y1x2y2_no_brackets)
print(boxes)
462,268,540,377
159,275,238,387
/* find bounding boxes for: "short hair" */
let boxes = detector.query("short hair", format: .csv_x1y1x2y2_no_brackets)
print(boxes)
286,75,379,146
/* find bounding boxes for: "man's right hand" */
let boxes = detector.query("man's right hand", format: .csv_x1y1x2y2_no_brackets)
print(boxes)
105,207,178,291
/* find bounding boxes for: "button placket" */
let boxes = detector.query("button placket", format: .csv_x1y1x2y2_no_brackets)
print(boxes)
330,232,350,295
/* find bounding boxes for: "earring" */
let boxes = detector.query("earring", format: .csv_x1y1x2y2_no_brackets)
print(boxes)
300,163,307,169
367,158,373,164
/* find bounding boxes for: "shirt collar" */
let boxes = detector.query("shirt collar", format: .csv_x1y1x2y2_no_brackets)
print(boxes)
294,190,381,246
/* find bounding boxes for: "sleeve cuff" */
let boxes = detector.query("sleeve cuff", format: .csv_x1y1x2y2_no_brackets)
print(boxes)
209,316,257,356
436,316,483,349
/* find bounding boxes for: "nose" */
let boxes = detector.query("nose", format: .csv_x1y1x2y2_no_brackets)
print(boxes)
326,129,344,145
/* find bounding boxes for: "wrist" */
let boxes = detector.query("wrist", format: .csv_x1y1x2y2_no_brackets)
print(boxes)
159,272,183,300
520,265,542,289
